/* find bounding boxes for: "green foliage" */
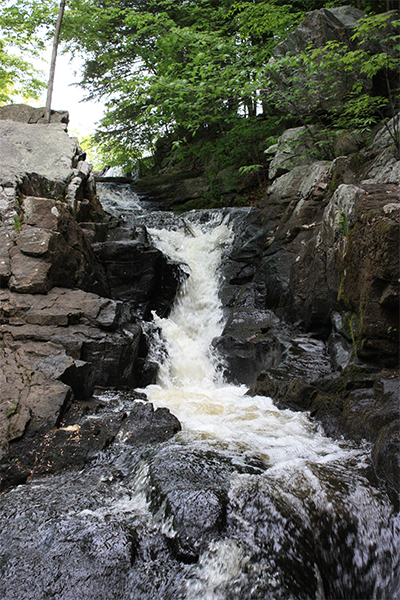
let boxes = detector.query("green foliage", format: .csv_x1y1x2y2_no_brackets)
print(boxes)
263,9,400,160
0,0,52,103
238,164,263,175
6,401,17,418
13,213,22,233
1,0,398,182
52,0,302,171
0,39,45,104
337,211,350,237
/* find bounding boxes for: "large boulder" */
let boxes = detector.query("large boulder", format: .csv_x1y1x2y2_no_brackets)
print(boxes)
0,116,103,221
255,114,400,340
92,228,188,319
213,308,283,386
268,6,368,115
268,7,399,119
267,127,317,180
4,196,109,296
274,6,364,57
145,445,265,562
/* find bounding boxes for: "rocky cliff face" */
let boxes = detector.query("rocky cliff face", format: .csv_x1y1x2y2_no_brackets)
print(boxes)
0,107,182,490
213,115,399,500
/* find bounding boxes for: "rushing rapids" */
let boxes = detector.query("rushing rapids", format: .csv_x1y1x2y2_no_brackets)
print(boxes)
0,184,398,600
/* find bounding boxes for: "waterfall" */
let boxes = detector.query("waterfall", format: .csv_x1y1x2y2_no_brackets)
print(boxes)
144,214,359,467
140,211,400,599
0,188,398,600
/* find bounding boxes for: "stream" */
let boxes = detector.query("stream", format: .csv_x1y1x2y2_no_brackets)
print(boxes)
0,183,399,600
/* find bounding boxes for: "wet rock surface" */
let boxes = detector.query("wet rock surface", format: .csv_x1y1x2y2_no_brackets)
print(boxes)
250,365,400,502
0,390,181,492
0,36,399,595
0,431,396,600
215,119,399,497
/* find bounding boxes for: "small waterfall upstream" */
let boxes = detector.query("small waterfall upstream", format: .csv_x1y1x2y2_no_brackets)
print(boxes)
0,184,399,600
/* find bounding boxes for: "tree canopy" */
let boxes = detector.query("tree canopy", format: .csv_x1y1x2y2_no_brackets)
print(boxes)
0,0,50,103
0,0,398,173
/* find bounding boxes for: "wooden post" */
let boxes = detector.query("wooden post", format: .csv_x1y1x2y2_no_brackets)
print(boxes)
44,0,66,123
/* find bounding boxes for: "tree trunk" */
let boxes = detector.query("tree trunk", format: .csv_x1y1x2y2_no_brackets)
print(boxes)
45,0,66,123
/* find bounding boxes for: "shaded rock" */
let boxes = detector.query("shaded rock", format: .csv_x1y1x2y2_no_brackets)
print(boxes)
327,331,352,371
8,197,109,296
268,127,315,180
373,420,400,501
256,161,333,331
0,225,13,286
0,341,72,448
213,308,283,386
274,6,364,57
118,402,181,446
218,207,274,311
269,6,368,115
16,226,54,257
9,245,52,294
367,114,400,156
248,332,332,402
0,390,177,491
132,169,206,208
93,238,187,319
0,413,125,490
335,185,400,366
172,175,209,205
0,287,125,331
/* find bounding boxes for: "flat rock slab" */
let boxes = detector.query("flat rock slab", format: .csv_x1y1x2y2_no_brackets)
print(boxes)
0,287,123,330
0,120,78,189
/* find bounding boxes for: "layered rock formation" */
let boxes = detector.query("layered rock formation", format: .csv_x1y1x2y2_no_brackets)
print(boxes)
0,107,183,490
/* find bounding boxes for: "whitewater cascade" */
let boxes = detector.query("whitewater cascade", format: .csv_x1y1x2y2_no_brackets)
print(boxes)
0,186,398,600
142,209,399,599
145,215,353,465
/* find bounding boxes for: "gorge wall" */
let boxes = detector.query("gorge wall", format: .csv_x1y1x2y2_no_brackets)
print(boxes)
0,109,182,489
0,105,398,501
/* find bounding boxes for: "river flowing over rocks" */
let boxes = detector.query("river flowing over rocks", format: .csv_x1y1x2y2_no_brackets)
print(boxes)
0,95,399,599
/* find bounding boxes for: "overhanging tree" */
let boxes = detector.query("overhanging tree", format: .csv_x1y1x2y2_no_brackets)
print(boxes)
55,0,304,170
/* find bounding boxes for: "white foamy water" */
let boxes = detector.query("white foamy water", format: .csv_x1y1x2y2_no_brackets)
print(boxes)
141,214,399,600
97,183,144,217
144,216,360,470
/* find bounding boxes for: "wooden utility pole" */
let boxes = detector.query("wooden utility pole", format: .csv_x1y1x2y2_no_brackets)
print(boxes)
45,0,66,123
